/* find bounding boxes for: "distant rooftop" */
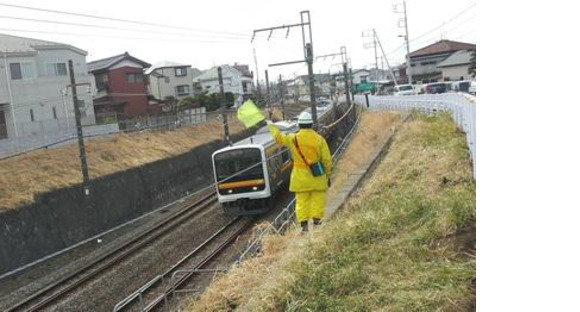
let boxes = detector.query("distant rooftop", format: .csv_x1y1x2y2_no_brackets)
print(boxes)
409,39,475,58
87,52,151,72
437,50,474,68
145,61,191,75
0,33,87,56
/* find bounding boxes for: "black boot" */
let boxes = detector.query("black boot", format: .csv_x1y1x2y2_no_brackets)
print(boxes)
313,218,322,226
300,221,308,232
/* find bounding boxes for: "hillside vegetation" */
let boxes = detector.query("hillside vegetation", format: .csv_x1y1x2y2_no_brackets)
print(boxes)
0,119,245,209
188,112,476,312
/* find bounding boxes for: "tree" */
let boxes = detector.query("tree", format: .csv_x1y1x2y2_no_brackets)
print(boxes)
468,50,476,78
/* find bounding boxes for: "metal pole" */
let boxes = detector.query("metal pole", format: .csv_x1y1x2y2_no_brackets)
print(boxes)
374,29,399,87
343,63,351,106
3,49,18,138
403,0,412,84
68,60,90,187
349,67,355,101
217,67,230,144
253,48,260,95
61,89,71,132
265,69,270,104
373,29,379,94
306,43,318,127
278,74,286,120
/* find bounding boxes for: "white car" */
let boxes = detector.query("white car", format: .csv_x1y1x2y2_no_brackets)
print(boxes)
393,84,415,96
469,81,476,95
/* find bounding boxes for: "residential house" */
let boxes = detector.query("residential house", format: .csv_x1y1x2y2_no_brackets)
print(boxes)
88,52,151,118
436,50,475,81
194,64,254,96
0,33,95,140
402,39,476,83
352,69,371,85
290,74,332,100
145,61,195,101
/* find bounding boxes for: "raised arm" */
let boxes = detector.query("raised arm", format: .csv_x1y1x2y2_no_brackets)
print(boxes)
267,122,293,148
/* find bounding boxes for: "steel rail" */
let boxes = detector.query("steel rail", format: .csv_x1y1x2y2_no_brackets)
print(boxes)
7,191,217,312
113,216,254,312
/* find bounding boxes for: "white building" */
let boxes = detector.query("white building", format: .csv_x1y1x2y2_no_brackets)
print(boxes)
352,69,370,85
194,64,254,96
145,61,195,100
0,34,95,141
436,50,475,81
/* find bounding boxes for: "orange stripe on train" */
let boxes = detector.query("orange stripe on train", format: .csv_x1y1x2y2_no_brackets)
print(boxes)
218,179,265,190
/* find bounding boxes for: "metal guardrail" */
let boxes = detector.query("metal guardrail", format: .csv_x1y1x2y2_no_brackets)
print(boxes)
353,93,476,179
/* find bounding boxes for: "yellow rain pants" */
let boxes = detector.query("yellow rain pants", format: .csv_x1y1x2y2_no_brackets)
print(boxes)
295,191,326,223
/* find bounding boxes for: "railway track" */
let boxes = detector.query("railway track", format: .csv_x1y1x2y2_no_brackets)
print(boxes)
113,216,255,312
5,191,218,312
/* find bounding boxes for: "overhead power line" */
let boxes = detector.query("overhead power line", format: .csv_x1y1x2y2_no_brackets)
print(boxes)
409,2,476,44
0,15,249,40
0,2,251,38
0,28,251,44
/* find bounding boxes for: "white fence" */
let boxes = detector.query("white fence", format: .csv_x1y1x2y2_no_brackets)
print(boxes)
353,93,476,179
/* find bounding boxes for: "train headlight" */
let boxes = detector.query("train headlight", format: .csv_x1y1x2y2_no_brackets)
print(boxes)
252,186,258,191
228,190,233,194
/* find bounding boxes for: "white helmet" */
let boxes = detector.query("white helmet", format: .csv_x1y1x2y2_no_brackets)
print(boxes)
297,111,313,125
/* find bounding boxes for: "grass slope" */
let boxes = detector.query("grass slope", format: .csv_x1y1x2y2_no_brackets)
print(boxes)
188,111,476,312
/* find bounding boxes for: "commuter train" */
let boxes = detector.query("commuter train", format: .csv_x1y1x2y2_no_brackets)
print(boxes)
211,104,335,215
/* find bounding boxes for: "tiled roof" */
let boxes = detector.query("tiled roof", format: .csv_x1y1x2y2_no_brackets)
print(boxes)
437,50,474,68
409,40,475,58
87,52,151,72
0,33,87,55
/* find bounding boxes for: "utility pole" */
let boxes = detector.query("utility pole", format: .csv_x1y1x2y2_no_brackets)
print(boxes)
253,47,261,96
305,43,317,125
349,67,354,102
252,11,318,127
371,30,399,87
373,31,379,94
67,60,90,189
395,1,412,84
217,67,230,144
265,69,270,101
278,74,286,120
403,1,412,84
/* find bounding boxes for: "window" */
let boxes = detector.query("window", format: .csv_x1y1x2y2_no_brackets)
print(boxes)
128,73,143,83
175,67,187,77
45,63,67,76
164,76,170,84
420,61,437,66
176,85,190,96
282,149,290,164
10,62,35,80
52,107,58,119
30,109,35,122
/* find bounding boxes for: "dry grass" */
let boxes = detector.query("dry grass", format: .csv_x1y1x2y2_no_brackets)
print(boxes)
187,111,476,312
0,119,245,209
326,110,400,200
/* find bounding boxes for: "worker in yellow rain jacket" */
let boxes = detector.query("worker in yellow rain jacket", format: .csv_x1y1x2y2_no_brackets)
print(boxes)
267,111,332,232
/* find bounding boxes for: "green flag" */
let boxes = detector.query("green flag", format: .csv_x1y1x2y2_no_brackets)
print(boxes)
237,99,265,128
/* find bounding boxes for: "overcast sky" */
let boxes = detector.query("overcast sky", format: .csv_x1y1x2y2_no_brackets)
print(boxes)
0,0,476,81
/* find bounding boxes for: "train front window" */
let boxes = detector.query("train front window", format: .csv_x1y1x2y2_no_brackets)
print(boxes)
215,148,264,182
